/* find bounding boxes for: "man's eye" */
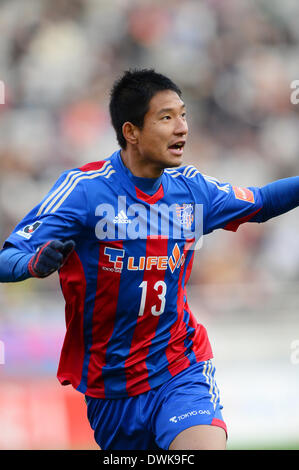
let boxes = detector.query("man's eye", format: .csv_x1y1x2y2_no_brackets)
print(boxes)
162,116,171,120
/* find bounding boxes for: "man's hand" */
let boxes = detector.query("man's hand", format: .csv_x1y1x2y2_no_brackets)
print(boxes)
28,240,75,278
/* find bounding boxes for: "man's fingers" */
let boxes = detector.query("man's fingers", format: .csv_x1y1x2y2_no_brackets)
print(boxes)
47,240,65,251
47,239,75,258
43,245,64,264
46,239,75,261
60,240,75,258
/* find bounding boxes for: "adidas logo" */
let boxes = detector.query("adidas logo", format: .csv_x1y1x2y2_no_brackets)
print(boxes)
113,210,131,224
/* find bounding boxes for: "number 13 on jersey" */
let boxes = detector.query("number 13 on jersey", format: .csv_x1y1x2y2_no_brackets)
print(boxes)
138,280,167,317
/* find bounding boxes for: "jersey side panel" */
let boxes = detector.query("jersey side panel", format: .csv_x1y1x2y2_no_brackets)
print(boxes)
84,241,124,397
57,251,87,389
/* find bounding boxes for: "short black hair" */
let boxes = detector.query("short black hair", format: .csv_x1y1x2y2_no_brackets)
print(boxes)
109,68,182,149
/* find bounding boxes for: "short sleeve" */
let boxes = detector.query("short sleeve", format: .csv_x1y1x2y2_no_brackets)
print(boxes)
3,169,88,253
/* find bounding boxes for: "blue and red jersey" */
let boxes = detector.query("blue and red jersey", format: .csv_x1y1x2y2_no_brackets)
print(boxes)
4,150,263,398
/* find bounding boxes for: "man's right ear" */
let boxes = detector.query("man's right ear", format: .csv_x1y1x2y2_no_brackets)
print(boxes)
122,122,139,145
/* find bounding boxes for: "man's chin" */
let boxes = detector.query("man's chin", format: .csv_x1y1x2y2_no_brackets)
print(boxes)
164,155,183,169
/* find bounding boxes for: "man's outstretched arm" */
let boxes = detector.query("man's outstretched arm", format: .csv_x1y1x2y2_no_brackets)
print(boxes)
202,173,299,234
0,240,75,283
251,176,299,223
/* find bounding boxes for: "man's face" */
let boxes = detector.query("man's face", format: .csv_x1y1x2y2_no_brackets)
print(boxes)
135,90,188,170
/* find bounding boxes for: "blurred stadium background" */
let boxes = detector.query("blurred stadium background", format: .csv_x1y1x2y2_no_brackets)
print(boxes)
0,0,299,450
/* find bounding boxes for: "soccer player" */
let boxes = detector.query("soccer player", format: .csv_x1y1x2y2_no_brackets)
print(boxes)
0,69,298,450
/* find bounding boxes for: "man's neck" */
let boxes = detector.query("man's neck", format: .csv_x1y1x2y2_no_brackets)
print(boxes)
120,149,163,179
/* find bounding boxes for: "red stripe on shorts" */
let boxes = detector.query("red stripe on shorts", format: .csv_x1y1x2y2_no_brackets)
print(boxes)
211,418,228,436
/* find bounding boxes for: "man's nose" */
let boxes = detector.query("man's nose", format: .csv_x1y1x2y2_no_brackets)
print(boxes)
174,118,188,135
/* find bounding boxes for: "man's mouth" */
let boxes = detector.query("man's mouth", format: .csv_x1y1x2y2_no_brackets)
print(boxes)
168,141,185,156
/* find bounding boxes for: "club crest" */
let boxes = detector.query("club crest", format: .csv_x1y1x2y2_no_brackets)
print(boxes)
176,203,194,229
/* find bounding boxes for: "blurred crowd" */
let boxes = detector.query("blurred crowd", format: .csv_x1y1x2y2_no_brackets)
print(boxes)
0,0,299,300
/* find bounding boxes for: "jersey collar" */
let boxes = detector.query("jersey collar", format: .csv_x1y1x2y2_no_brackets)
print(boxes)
113,150,167,204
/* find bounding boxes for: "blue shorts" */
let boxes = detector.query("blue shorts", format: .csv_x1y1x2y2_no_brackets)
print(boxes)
85,360,227,450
